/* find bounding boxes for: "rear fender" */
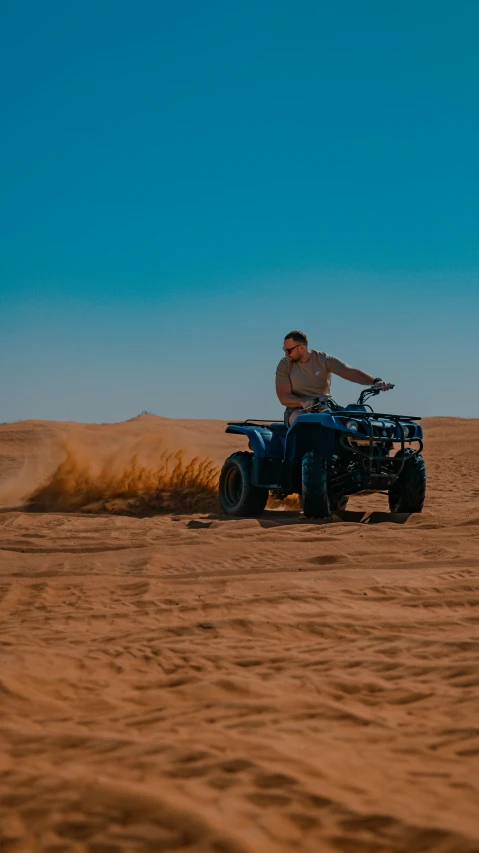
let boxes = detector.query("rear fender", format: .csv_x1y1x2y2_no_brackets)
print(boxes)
225,425,284,459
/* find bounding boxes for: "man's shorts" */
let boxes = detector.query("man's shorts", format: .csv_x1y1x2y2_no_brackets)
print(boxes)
283,407,296,427
283,397,330,428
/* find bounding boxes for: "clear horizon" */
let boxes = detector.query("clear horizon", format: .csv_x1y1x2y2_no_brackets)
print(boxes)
2,1,478,421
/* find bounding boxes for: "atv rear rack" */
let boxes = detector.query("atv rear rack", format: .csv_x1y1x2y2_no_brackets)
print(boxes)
227,420,281,426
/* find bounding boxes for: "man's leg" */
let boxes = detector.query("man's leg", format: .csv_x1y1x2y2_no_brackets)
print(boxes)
284,407,301,427
288,409,303,426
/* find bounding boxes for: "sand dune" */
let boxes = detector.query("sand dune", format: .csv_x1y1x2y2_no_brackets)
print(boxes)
0,415,478,853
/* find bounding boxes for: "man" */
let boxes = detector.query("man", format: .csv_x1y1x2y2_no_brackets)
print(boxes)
276,330,391,426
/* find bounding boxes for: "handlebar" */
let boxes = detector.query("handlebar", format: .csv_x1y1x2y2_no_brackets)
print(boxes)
357,383,394,406
301,384,395,413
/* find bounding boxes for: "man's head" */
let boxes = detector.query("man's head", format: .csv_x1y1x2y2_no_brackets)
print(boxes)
283,330,308,362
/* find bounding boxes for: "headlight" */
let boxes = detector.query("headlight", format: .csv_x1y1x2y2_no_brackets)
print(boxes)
403,425,411,438
346,420,359,432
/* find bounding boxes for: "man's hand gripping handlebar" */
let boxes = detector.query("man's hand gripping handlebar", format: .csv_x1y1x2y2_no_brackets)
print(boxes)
371,381,394,392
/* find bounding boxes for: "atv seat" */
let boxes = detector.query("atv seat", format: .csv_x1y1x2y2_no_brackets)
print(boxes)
268,422,288,439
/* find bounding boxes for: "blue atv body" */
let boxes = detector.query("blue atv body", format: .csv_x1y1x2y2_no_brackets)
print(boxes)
219,388,426,518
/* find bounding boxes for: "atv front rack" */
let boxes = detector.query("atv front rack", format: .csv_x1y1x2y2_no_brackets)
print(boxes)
340,415,423,479
342,411,422,421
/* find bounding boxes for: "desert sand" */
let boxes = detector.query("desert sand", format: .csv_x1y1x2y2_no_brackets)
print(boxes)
0,414,478,853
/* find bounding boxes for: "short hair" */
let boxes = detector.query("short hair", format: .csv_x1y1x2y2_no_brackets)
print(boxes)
284,330,308,346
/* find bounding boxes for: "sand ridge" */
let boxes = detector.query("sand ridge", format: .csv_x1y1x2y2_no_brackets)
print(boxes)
0,415,478,852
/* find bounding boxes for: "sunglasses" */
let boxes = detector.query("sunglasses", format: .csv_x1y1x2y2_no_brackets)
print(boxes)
283,343,302,355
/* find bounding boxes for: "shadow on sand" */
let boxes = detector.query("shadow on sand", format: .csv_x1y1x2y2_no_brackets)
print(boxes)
188,509,412,529
2,505,411,526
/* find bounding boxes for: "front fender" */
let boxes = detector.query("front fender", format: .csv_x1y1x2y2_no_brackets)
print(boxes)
289,412,349,432
284,419,335,470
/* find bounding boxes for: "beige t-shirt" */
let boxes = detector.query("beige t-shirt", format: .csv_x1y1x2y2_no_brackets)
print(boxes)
276,350,346,400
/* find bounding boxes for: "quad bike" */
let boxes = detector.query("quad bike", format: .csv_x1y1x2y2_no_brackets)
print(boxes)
219,385,426,518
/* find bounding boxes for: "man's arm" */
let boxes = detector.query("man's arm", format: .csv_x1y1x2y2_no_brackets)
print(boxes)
336,364,378,385
275,379,314,408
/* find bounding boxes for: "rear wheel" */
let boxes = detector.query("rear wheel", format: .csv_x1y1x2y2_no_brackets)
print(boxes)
219,452,268,517
302,451,331,518
388,449,426,513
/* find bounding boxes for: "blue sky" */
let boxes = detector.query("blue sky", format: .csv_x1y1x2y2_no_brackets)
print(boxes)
2,0,478,421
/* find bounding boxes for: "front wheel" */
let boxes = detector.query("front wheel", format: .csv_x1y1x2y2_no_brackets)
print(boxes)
302,451,331,518
219,452,268,517
330,494,349,512
388,449,426,513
